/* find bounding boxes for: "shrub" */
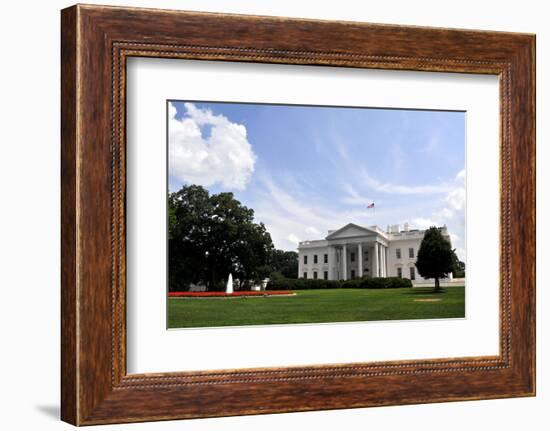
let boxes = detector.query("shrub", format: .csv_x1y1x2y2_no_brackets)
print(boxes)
269,271,285,281
266,276,412,290
364,278,387,289
326,280,341,289
341,278,363,289
386,277,413,288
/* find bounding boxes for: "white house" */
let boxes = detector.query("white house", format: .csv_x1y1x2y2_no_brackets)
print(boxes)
297,223,452,281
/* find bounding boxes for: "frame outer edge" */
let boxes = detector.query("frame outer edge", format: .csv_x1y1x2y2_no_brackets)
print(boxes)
60,5,536,424
531,35,536,396
505,34,536,396
526,35,536,395
61,5,79,426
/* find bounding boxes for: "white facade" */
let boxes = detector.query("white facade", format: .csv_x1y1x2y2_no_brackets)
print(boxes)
297,223,452,281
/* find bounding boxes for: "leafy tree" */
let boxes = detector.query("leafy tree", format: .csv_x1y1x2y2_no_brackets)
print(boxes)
168,185,274,291
451,254,466,278
270,249,299,279
415,226,456,291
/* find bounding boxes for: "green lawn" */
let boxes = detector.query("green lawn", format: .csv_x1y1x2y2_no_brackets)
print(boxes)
168,286,465,328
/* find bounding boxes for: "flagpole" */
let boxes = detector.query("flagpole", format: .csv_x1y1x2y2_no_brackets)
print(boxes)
367,202,375,219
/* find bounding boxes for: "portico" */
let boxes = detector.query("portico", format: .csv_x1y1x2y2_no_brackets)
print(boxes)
298,223,389,281
328,240,388,281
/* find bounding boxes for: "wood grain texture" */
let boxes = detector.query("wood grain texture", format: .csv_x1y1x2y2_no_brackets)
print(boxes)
60,4,535,425
60,5,78,425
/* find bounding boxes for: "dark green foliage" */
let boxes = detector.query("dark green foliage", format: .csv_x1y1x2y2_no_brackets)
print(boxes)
386,277,414,288
452,254,466,278
269,271,286,281
415,226,456,291
340,278,363,289
266,276,412,291
168,185,274,291
269,249,299,279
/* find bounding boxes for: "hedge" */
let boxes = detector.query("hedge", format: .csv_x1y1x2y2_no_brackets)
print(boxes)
266,276,412,291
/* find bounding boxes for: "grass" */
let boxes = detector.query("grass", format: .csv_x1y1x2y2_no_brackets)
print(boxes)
167,286,465,329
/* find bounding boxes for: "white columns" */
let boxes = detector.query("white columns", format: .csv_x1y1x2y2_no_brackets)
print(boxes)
328,246,335,280
379,246,383,277
342,244,348,281
384,246,387,276
374,242,379,278
385,246,388,276
382,246,386,277
380,246,384,277
358,243,363,278
384,246,388,277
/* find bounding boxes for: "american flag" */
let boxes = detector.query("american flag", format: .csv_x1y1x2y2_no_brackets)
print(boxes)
367,202,375,209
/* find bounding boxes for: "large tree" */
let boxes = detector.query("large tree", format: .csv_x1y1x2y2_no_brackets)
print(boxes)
168,185,274,291
269,249,299,279
415,226,456,291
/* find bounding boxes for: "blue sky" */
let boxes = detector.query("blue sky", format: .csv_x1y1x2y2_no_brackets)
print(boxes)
168,101,466,259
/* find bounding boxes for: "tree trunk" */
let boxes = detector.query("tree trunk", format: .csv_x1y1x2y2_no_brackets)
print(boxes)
434,277,440,292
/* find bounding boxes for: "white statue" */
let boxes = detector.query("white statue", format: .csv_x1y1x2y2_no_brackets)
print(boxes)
225,273,233,294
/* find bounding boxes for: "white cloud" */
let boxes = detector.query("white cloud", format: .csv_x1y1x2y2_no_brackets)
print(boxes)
333,138,451,196
248,166,466,259
252,177,351,249
169,102,256,190
419,169,466,260
342,184,374,206
410,217,440,230
361,169,452,195
393,169,466,261
445,187,466,212
287,234,300,245
168,102,177,119
251,175,398,250
305,226,321,236
434,207,454,220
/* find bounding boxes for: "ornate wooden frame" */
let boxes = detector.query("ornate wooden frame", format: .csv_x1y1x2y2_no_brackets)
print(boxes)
61,4,535,425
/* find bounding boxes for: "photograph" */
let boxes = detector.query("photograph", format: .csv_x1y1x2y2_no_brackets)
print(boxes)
167,100,466,328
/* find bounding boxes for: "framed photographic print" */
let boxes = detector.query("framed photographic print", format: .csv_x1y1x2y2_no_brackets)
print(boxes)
61,4,535,425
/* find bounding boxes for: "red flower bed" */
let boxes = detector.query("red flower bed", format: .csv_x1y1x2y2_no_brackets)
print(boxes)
168,290,292,298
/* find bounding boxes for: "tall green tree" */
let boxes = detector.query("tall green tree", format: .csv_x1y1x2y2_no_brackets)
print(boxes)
415,226,456,291
451,254,466,278
168,185,274,291
270,249,299,279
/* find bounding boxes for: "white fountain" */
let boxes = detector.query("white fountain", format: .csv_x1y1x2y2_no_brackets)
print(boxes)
225,273,234,294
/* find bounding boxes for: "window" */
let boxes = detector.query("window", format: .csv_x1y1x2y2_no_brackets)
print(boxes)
409,267,415,280
313,254,318,264
397,267,402,278
324,254,328,264
350,252,355,262
313,271,318,279
350,269,356,278
323,271,328,280
365,251,368,261
303,272,307,279
304,255,308,265
396,248,401,259
409,247,414,258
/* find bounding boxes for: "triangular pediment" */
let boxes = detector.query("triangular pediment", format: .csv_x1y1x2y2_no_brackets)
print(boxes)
326,223,377,240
